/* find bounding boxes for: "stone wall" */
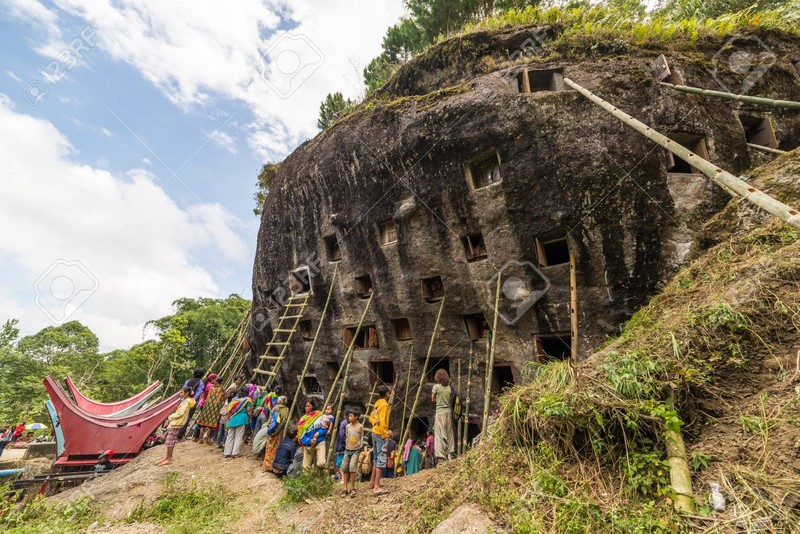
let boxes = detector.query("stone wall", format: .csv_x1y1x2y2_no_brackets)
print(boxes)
250,28,800,438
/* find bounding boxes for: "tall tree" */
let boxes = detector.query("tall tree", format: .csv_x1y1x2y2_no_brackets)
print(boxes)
254,161,282,216
317,92,356,130
16,321,101,383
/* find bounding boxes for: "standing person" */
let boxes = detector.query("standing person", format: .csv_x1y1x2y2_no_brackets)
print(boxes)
383,430,397,479
403,438,423,476
368,385,390,495
223,386,253,458
177,368,205,439
335,413,348,482
158,386,196,466
252,385,271,436
196,375,224,444
424,430,435,469
431,369,455,463
262,396,289,471
340,410,363,497
192,372,217,441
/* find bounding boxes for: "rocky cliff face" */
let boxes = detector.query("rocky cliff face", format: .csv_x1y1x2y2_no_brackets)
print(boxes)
250,25,800,436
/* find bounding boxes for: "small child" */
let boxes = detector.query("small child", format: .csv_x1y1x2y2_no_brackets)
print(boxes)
340,410,363,497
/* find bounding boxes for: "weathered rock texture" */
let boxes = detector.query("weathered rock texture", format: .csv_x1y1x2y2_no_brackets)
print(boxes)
251,26,800,437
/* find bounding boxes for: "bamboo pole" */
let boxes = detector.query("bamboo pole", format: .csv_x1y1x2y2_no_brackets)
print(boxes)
206,309,250,376
322,294,373,409
398,345,414,449
569,246,578,361
565,78,800,230
462,341,474,452
659,82,800,110
665,398,695,513
326,349,355,465
399,297,446,449
283,264,339,438
482,275,502,441
747,143,787,156
456,358,462,455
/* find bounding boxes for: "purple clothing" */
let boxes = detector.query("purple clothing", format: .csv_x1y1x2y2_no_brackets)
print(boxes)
183,378,205,402
335,419,347,453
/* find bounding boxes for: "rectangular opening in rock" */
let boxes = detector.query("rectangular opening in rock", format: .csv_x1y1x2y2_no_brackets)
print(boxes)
667,133,709,173
465,150,501,190
651,55,683,85
369,359,396,385
379,219,398,245
421,275,444,302
518,67,565,93
354,274,373,299
534,334,572,362
491,362,515,395
323,234,342,262
426,356,450,382
326,361,340,381
462,233,487,262
463,313,490,341
299,319,312,341
343,325,379,349
536,230,570,267
301,375,322,395
289,266,312,295
405,416,431,441
739,115,778,149
391,318,412,340
466,420,481,444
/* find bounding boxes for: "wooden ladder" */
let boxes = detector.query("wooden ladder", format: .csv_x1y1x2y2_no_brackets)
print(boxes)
250,293,311,387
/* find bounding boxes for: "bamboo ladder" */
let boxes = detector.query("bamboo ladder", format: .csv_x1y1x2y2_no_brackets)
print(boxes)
250,293,312,387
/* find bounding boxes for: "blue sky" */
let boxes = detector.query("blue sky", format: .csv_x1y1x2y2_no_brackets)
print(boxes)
0,0,404,349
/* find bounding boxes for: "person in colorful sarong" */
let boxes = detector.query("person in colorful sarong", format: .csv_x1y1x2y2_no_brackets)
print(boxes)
262,395,289,471
298,400,331,469
158,386,195,466
196,375,224,444
223,386,253,458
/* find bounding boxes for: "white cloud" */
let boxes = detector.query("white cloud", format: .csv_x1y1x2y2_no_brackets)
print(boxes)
100,127,112,137
206,129,237,154
0,95,247,349
3,0,62,38
24,0,405,160
5,70,23,83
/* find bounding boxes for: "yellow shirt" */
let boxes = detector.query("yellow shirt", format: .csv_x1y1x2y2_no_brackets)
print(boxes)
370,398,389,439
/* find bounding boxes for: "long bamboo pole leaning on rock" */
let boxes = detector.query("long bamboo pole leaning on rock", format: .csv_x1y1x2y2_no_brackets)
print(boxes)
565,77,800,230
399,297,446,449
747,143,787,156
456,357,462,455
482,275,502,441
461,341,474,452
322,293,373,409
283,264,339,438
207,309,250,377
326,349,356,465
659,82,800,110
398,345,414,450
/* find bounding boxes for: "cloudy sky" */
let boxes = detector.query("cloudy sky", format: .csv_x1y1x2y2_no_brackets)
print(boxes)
0,0,405,350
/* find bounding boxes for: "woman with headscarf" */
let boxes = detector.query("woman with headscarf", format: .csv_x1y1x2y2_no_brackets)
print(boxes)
195,374,224,444
262,395,289,471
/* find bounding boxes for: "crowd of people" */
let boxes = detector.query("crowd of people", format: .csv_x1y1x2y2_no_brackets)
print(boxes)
0,423,33,458
156,366,462,496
